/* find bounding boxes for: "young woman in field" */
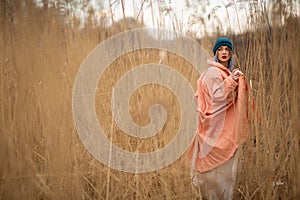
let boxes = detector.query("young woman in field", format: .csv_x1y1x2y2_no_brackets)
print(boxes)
189,37,251,199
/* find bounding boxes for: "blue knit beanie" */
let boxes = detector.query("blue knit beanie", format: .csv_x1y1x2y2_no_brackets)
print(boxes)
212,37,234,55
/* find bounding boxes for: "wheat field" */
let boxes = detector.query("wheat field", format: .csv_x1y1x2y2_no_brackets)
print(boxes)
1,1,299,199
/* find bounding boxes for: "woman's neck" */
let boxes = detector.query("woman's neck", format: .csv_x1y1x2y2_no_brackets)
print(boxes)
219,61,229,69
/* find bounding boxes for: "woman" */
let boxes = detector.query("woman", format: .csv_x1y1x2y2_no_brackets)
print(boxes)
189,37,251,199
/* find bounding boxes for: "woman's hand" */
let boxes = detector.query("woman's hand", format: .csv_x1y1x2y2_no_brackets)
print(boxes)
231,69,243,81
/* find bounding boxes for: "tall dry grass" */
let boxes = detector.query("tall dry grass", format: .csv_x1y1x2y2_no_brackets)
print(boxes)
0,1,299,199
234,8,300,200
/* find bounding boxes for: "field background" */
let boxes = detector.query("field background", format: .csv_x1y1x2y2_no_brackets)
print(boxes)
1,1,299,199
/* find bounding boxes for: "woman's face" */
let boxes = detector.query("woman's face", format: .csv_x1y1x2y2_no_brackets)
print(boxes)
217,46,231,62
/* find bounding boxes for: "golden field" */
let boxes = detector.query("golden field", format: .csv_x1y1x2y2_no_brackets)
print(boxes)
1,1,299,199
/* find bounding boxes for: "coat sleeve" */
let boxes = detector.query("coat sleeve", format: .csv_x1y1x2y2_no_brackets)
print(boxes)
195,67,238,115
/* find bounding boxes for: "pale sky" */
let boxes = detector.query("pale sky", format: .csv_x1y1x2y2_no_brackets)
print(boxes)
105,0,249,37
101,0,300,37
34,0,300,37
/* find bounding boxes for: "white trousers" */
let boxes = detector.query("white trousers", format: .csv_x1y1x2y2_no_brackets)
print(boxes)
191,150,240,200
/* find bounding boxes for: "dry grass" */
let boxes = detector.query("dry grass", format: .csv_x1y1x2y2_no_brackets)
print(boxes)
0,1,299,200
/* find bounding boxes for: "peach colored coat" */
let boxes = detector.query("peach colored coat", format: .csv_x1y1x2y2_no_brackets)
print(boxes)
189,60,251,173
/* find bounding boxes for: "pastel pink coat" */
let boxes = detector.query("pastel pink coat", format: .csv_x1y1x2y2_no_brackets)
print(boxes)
189,60,251,173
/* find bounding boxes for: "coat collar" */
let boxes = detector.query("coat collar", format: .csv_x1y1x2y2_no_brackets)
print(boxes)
207,59,231,75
